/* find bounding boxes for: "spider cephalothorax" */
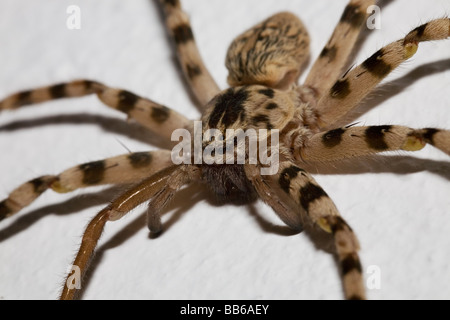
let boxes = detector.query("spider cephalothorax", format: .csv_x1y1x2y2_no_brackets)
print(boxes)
198,84,315,206
0,0,449,300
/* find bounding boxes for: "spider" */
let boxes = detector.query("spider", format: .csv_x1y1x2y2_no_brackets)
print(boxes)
0,0,449,300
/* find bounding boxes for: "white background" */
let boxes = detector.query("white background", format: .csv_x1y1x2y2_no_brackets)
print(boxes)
0,0,449,300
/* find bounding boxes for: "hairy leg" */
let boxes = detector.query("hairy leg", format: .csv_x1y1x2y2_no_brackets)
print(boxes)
304,0,375,96
245,164,304,231
146,165,198,233
159,0,220,107
60,164,199,300
0,150,173,221
317,18,450,129
300,125,450,162
0,80,192,141
268,161,365,299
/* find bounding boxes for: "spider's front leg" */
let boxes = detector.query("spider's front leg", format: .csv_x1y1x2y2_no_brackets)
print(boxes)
247,163,365,300
0,151,173,221
316,18,450,129
60,164,199,300
158,0,220,107
0,80,192,141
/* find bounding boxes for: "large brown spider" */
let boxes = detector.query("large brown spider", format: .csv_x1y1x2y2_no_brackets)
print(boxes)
0,0,449,300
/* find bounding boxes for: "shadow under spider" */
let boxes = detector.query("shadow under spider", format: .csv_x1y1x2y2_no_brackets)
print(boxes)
0,113,172,151
345,58,450,125
303,154,450,181
0,185,130,243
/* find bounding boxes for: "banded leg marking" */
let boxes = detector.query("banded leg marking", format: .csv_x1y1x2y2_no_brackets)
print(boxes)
0,80,102,110
305,0,376,96
159,0,220,107
0,150,173,221
300,125,450,162
317,18,450,128
0,80,193,141
275,161,365,300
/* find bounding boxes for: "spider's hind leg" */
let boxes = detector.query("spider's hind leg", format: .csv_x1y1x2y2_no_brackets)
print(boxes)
0,150,173,221
305,0,376,97
158,0,220,107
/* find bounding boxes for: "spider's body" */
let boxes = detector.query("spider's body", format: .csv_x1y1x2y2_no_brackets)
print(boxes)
1,0,449,300
200,83,317,207
202,85,312,154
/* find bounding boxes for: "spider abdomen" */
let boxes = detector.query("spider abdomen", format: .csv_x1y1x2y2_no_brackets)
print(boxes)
225,12,310,89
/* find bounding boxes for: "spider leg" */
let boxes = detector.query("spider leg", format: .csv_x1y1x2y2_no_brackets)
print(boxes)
316,18,450,129
159,0,220,107
245,164,304,231
304,0,376,96
300,125,450,162
60,164,199,300
0,150,173,221
0,80,192,141
146,165,195,233
250,161,364,300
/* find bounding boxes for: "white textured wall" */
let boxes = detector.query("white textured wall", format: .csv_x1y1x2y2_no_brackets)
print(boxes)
0,0,449,300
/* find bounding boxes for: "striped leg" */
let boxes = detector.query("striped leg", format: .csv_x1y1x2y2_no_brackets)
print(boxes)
60,164,198,300
300,125,450,162
270,161,364,300
304,0,375,96
0,150,173,221
0,80,192,141
317,18,450,129
159,0,220,107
